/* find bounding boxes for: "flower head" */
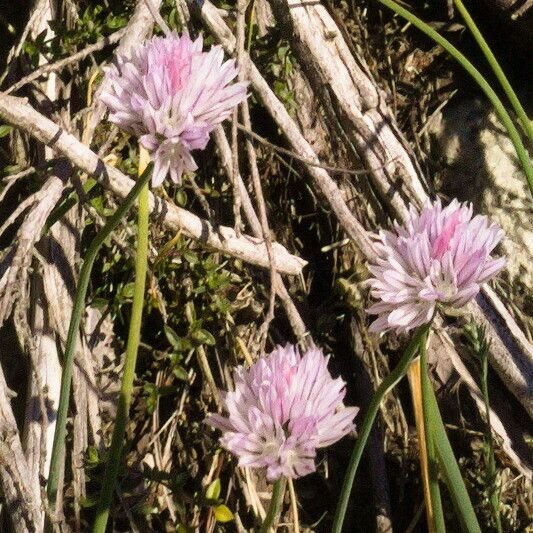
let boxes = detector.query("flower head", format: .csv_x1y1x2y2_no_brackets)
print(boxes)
206,345,358,481
101,33,247,187
367,199,506,333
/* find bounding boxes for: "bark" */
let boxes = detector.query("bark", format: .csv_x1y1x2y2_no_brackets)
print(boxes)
0,367,42,532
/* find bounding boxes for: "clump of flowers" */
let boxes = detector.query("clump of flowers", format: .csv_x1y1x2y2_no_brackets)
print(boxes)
101,33,248,187
206,345,358,480
367,198,506,333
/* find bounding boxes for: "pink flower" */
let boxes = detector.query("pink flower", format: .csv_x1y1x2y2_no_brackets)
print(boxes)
367,199,506,333
101,33,247,187
206,345,358,481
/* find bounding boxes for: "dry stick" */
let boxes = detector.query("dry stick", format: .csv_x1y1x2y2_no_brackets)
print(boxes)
236,124,378,176
231,108,243,234
269,0,426,217
237,0,276,346
229,0,244,236
287,478,300,533
0,166,35,203
213,126,312,347
142,0,171,35
0,95,306,276
189,0,374,255
3,29,126,95
0,365,42,532
0,0,52,85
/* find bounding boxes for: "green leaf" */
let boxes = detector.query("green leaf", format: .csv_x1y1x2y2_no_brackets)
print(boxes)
0,125,13,138
214,504,234,523
79,495,97,508
206,478,221,500
85,445,100,469
164,325,181,351
120,282,135,300
172,365,188,381
176,189,187,206
143,382,159,415
426,384,482,533
183,250,198,265
191,328,216,346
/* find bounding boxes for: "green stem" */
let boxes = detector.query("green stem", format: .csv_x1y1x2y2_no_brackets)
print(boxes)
46,167,152,518
246,0,256,53
420,331,446,533
376,0,533,196
479,342,502,533
260,477,287,533
425,377,482,533
93,180,150,533
332,323,431,533
453,0,532,142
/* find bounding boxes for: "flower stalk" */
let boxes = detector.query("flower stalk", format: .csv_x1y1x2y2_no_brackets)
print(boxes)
93,147,151,533
424,373,482,533
419,330,446,533
332,323,431,533
46,164,152,520
260,478,287,533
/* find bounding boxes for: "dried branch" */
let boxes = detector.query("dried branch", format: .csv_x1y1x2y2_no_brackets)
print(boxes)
0,94,306,276
0,165,67,326
269,0,427,218
237,124,379,176
187,0,376,259
237,0,276,346
0,365,43,532
3,29,126,95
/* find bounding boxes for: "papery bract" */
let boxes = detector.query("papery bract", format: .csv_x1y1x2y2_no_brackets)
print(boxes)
367,199,506,333
206,345,358,481
101,33,247,187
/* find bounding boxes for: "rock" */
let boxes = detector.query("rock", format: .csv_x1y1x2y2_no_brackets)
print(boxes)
429,97,533,289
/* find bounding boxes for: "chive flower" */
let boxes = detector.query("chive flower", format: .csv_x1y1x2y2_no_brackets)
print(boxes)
367,199,506,333
101,33,247,187
206,345,358,480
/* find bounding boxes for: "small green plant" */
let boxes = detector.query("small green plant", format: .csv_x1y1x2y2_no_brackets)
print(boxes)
464,322,502,533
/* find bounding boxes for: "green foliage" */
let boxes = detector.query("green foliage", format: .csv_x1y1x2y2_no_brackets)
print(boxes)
252,34,297,115
21,1,131,69
0,125,12,138
463,322,503,533
51,4,129,48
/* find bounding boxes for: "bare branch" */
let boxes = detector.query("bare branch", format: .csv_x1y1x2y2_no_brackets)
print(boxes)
0,94,306,276
213,127,312,347
237,0,276,346
4,29,126,95
0,364,42,532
